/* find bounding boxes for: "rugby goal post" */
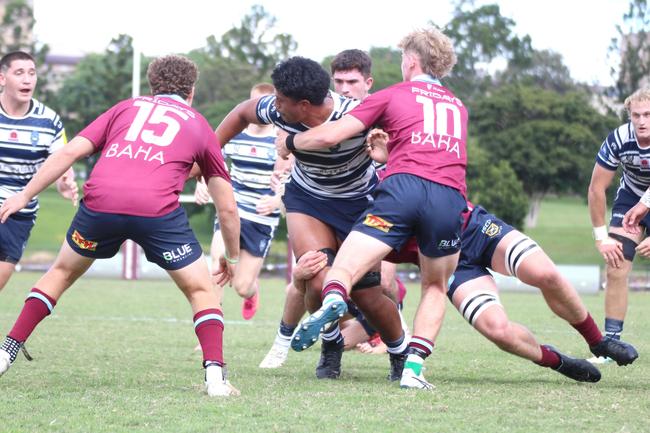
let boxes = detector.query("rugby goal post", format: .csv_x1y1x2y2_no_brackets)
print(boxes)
121,38,142,280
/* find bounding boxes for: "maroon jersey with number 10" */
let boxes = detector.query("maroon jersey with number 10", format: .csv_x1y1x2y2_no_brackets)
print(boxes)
349,79,467,197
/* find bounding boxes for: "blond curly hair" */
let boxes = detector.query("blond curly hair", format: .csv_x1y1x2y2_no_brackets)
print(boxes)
398,28,456,78
625,87,650,112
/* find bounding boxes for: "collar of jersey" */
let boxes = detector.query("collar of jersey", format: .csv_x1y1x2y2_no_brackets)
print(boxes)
411,74,441,86
154,94,189,105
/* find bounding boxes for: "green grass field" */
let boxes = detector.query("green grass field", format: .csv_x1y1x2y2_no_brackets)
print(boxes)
0,273,648,433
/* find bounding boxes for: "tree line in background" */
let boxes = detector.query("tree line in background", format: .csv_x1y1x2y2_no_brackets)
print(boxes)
2,0,648,230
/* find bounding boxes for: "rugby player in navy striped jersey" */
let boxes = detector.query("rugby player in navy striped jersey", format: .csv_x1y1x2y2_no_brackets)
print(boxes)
588,87,650,363
0,51,77,293
260,51,408,380
218,56,406,380
194,83,290,321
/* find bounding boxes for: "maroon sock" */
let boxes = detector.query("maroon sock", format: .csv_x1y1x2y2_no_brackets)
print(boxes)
322,280,349,302
407,336,434,359
194,309,224,367
536,345,561,368
8,288,57,342
571,313,603,347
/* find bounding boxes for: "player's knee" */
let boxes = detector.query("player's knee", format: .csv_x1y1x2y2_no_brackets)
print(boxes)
231,276,255,298
480,317,514,350
606,264,630,283
529,268,564,292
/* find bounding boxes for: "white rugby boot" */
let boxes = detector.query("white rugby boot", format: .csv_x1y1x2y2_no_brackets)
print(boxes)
399,368,435,390
204,364,240,397
259,341,289,369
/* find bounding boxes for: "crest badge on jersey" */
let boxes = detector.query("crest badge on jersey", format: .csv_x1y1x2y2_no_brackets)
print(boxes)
363,214,393,233
31,130,39,146
481,219,502,237
640,158,650,170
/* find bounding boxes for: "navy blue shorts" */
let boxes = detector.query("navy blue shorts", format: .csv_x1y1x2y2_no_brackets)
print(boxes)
215,217,276,258
282,181,373,241
611,187,650,235
0,213,35,263
66,202,203,270
353,174,465,257
448,206,515,298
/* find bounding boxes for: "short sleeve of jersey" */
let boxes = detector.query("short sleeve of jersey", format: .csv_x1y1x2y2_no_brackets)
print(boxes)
196,128,230,182
347,89,391,128
255,95,277,125
596,130,620,171
77,102,123,151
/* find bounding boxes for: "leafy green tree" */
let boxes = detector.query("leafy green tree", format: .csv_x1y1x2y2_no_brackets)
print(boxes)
54,34,147,137
191,4,297,127
610,0,649,100
472,85,619,226
367,47,402,91
466,139,528,229
0,0,53,102
496,49,577,94
438,2,533,103
206,4,296,76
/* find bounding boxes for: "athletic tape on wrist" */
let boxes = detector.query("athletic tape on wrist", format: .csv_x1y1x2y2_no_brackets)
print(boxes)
593,225,608,242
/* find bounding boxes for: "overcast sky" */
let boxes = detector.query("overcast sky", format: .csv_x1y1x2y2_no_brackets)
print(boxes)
33,0,629,86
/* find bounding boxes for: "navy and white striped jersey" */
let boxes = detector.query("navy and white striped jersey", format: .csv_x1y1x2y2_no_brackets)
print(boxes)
256,91,377,200
596,122,650,197
0,99,65,217
224,129,280,226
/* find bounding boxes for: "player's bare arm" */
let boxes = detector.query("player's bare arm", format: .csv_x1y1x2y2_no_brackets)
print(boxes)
287,115,366,152
587,164,624,267
207,176,240,286
55,167,79,206
0,137,94,223
215,97,263,147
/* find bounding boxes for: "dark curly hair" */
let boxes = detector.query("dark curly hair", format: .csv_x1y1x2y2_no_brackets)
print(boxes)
271,57,330,105
147,55,198,100
330,49,372,79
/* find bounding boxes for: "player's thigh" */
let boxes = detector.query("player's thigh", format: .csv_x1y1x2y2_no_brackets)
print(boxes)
286,212,338,257
34,241,95,297
0,261,15,290
232,250,265,288
491,229,544,275
167,253,212,295
333,231,393,281
419,251,459,289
